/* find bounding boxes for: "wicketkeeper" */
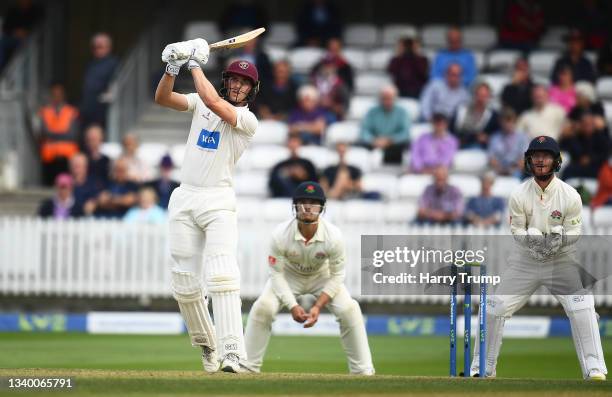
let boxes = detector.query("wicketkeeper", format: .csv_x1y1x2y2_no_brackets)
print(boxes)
471,136,607,380
244,181,375,375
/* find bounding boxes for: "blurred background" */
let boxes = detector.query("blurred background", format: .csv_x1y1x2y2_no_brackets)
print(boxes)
1,0,612,342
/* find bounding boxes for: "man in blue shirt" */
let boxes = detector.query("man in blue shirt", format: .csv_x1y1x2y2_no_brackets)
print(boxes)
430,27,477,87
464,172,505,227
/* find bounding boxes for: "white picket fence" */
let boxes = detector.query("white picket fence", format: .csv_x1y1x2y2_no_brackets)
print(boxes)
1,216,611,307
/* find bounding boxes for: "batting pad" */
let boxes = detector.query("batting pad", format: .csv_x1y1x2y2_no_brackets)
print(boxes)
172,270,217,349
206,254,246,360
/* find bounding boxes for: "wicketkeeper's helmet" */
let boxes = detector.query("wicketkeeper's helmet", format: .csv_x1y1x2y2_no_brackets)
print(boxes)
220,60,260,103
293,181,326,206
524,135,562,175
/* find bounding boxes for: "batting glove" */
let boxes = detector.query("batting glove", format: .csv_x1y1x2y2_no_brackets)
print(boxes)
187,38,209,66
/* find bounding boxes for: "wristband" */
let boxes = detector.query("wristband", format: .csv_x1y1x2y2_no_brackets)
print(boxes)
165,63,180,76
187,59,201,70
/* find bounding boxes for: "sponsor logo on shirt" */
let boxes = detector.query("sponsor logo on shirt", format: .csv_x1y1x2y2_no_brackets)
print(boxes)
197,129,220,150
550,210,562,220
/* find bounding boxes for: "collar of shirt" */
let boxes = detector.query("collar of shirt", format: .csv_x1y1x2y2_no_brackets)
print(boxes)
293,220,326,243
530,176,559,196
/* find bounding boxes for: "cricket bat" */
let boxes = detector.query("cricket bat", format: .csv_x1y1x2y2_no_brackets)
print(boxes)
209,27,266,52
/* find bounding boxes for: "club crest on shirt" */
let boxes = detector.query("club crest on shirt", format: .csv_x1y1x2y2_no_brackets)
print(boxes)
197,129,220,150
268,256,276,266
550,210,562,220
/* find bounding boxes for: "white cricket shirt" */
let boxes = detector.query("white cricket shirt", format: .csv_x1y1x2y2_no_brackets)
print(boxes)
179,93,258,188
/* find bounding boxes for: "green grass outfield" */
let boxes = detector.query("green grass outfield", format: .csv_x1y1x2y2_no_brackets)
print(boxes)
0,333,611,396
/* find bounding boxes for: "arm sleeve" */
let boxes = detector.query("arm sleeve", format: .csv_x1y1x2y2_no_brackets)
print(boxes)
563,191,583,236
419,82,434,121
182,93,199,113
393,108,411,143
359,109,376,143
509,191,528,236
410,136,424,172
463,53,477,86
321,237,347,299
268,237,298,309
235,109,259,137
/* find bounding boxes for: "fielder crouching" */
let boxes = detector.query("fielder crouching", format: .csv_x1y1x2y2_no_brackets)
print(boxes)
244,181,375,375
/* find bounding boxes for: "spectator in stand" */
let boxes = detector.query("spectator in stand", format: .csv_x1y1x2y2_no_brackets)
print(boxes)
498,0,544,52
359,84,410,164
410,113,459,174
550,29,597,84
464,172,505,228
488,108,529,178
420,63,470,121
311,37,354,91
295,0,342,47
561,112,609,179
123,187,167,225
320,142,369,200
38,173,84,219
596,36,612,76
450,81,499,149
287,85,330,145
269,134,318,198
501,58,534,116
80,32,119,129
416,166,463,225
69,153,98,216
218,0,268,36
387,37,429,99
120,133,153,183
146,155,179,210
516,85,566,140
548,65,577,114
430,27,477,87
591,151,612,208
37,83,80,186
568,81,607,134
310,56,349,120
256,59,298,121
228,36,272,85
0,0,43,71
94,157,139,219
83,124,111,189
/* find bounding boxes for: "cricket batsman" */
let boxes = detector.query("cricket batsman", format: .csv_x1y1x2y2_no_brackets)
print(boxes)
244,181,375,375
471,135,607,380
154,39,259,373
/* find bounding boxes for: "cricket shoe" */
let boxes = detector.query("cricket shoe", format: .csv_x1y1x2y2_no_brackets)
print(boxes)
587,369,607,381
220,353,254,373
201,346,219,373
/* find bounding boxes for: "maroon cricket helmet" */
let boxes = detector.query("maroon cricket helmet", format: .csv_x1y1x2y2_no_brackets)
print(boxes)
220,60,260,103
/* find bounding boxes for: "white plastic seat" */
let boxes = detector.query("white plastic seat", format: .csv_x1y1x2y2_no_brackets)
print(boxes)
362,173,399,200
367,48,394,71
473,50,485,71
596,78,612,100
233,172,268,197
137,143,169,168
487,50,521,73
235,198,262,220
448,174,481,198
344,24,379,47
591,207,612,228
539,26,567,50
263,198,293,221
582,206,592,230
479,74,511,97
342,48,367,71
528,51,559,78
491,176,522,199
381,24,418,46
409,123,432,142
421,24,449,49
325,120,361,145
297,146,337,170
452,149,488,174
183,22,221,69
170,144,186,168
240,145,289,171
252,120,289,145
396,98,420,122
462,25,497,50
264,46,288,63
565,177,598,195
398,174,432,199
344,146,372,173
289,47,325,74
265,23,296,46
342,200,384,222
348,96,377,120
603,101,612,122
355,73,392,96
100,142,122,160
383,201,418,222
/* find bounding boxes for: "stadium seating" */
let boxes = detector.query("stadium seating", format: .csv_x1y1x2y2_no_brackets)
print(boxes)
565,177,598,196
253,120,289,145
591,206,612,227
264,23,296,46
355,73,392,95
381,24,418,46
491,176,522,198
342,199,385,222
325,120,361,145
596,77,612,100
263,198,293,221
137,142,169,168
383,201,417,222
100,142,122,160
367,48,394,71
342,48,368,71
479,73,511,97
289,47,325,74
396,98,420,122
452,149,488,174
538,26,567,50
462,25,497,50
409,123,432,142
528,51,558,78
183,22,221,69
264,45,288,62
297,146,337,169
233,171,268,197
421,25,448,48
170,144,186,168
344,24,379,48
345,146,374,173
348,95,377,120
238,145,289,171
449,174,481,197
603,101,612,122
486,49,521,73
362,173,399,200
398,174,432,198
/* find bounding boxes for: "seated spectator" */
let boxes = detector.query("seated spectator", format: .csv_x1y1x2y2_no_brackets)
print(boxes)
501,58,534,116
359,84,410,164
256,59,298,121
516,85,566,140
38,173,84,219
218,0,268,36
597,36,612,76
310,56,349,120
416,166,463,225
80,32,119,129
498,0,544,52
83,124,111,189
227,36,272,85
320,142,370,200
387,37,429,99
550,28,596,84
488,108,530,178
69,153,98,216
95,157,139,218
296,0,342,47
464,172,505,227
37,82,80,186
410,113,459,174
123,187,167,225
146,155,179,209
287,85,330,145
430,26,477,87
121,133,153,182
568,81,607,132
0,0,43,71
548,65,577,114
450,81,499,148
561,112,609,179
420,63,470,122
311,38,354,91
269,134,318,197
591,153,612,208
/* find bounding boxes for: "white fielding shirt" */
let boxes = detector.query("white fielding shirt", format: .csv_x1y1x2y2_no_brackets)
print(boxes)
267,218,347,309
179,93,258,188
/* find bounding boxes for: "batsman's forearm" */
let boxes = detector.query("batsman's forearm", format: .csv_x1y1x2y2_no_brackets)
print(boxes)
190,68,222,107
154,73,175,103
